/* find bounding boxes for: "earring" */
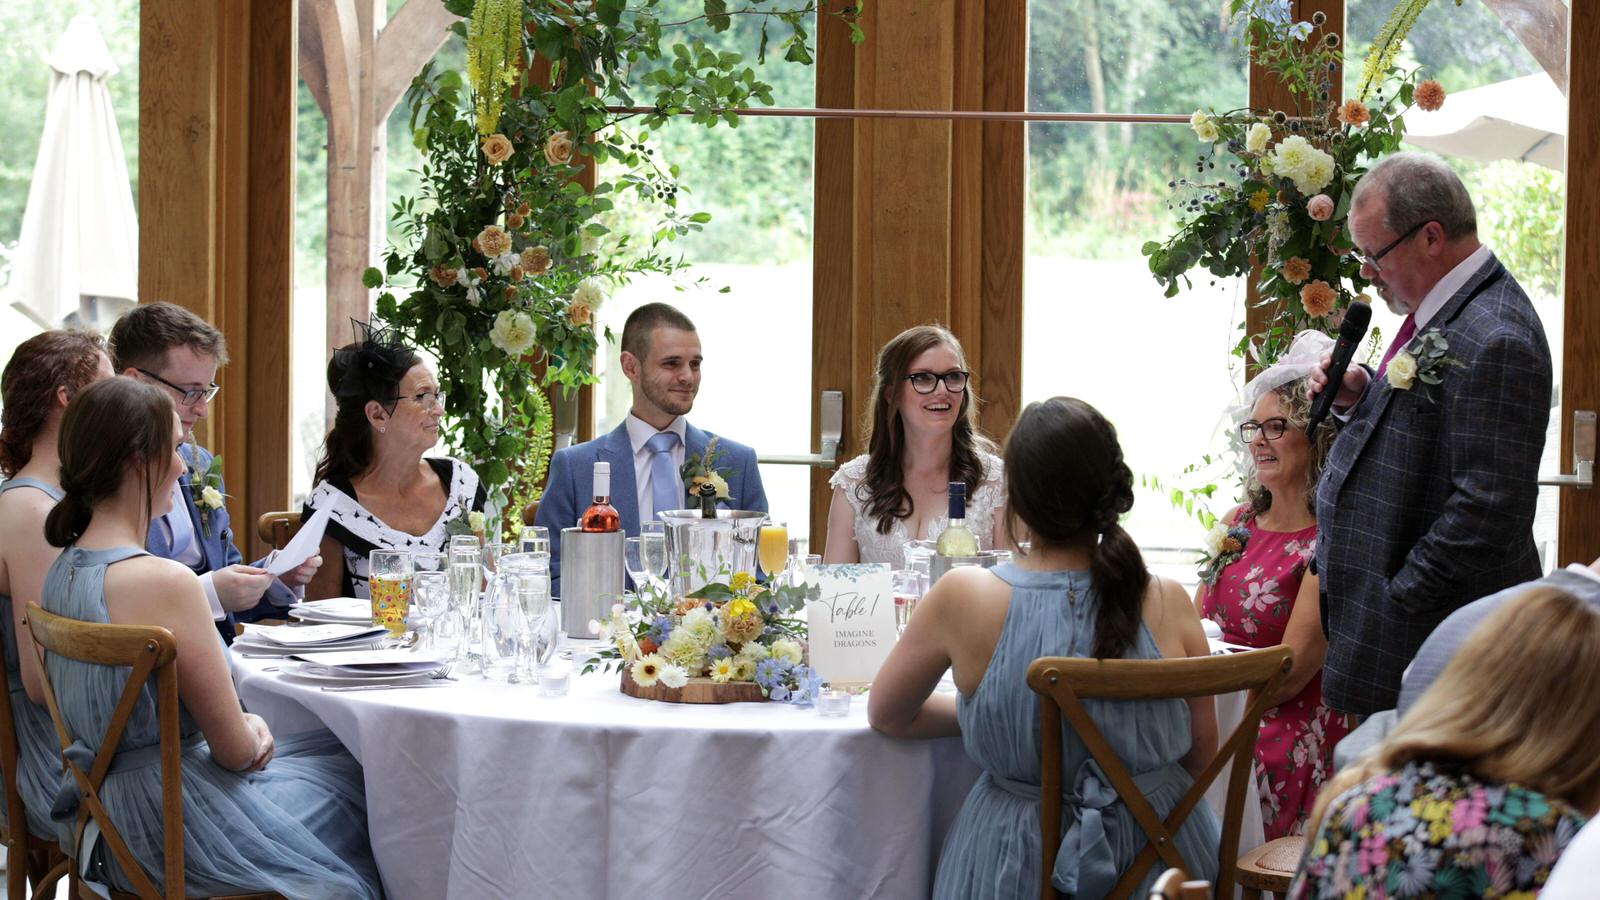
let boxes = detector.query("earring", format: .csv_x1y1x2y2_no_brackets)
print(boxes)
379,426,386,434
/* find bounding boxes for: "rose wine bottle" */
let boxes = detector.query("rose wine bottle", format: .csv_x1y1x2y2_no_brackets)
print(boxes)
935,482,980,557
580,461,621,532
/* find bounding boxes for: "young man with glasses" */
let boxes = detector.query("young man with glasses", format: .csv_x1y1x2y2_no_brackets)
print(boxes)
536,302,767,595
109,302,320,640
1307,152,1552,717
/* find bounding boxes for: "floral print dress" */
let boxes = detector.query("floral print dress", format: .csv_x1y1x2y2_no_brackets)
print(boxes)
1290,760,1586,899
1199,504,1354,840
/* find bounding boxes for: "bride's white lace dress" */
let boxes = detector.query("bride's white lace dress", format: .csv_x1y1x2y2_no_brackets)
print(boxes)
829,452,1006,569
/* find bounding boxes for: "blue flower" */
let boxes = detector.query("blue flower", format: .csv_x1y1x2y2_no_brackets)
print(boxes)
790,665,824,705
754,657,791,691
646,615,674,645
707,643,732,662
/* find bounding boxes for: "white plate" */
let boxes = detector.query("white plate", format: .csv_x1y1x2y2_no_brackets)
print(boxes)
234,637,383,657
288,609,374,625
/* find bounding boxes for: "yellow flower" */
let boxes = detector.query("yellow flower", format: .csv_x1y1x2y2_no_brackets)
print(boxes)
480,133,514,165
476,225,512,258
709,657,736,683
1386,352,1418,390
691,472,730,500
630,653,666,688
729,571,756,593
721,608,763,644
1248,189,1270,212
724,597,757,619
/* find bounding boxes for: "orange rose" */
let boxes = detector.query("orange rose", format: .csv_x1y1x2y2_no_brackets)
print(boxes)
569,303,593,326
507,212,525,230
511,265,526,281
1300,280,1337,317
1281,257,1311,285
1414,80,1445,112
428,265,458,288
476,225,512,258
471,267,488,281
517,202,531,217
520,245,552,275
480,133,514,165
544,130,574,167
638,637,658,656
1336,99,1369,127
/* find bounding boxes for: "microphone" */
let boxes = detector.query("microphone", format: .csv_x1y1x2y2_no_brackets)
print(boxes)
1306,302,1373,437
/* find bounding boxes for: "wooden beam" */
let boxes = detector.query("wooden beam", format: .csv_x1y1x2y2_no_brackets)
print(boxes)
374,0,459,120
1482,0,1568,94
1558,0,1596,565
979,0,1026,441
215,1,252,535
305,0,363,158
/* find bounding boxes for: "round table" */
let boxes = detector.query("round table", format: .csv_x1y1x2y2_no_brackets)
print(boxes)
229,652,981,899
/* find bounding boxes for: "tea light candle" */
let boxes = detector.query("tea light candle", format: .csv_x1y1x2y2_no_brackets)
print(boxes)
538,665,571,697
817,688,850,717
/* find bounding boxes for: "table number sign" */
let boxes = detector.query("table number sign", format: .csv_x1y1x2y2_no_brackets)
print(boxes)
804,563,897,687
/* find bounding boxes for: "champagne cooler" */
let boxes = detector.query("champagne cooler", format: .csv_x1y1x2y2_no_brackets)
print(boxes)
928,549,1006,586
560,528,624,638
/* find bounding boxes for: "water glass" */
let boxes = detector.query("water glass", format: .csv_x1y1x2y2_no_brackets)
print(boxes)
532,601,562,668
519,525,551,556
639,522,668,590
368,550,412,636
449,534,481,552
412,571,449,648
481,590,522,681
482,541,507,574
411,551,446,573
624,537,649,594
448,547,483,672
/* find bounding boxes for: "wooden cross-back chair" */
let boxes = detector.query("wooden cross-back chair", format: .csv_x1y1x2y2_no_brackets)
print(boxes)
1026,646,1293,900
1149,866,1212,900
256,511,302,552
0,652,68,897
25,603,281,900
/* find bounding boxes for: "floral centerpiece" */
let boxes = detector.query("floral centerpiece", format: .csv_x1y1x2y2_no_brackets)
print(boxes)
364,0,864,537
1143,0,1448,367
588,571,824,704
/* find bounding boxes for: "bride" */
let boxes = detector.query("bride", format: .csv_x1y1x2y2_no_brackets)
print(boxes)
824,325,1007,568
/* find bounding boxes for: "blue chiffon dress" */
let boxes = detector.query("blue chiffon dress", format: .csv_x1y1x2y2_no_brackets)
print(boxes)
933,565,1220,899
0,477,68,840
40,545,382,898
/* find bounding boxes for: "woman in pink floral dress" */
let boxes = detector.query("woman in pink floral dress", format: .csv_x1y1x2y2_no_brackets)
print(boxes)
1197,375,1354,840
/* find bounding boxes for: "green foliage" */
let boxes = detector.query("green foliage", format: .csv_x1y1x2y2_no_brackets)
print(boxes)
1357,0,1440,101
368,0,861,533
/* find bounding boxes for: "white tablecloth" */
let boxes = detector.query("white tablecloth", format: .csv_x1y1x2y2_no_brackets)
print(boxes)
230,654,980,899
229,653,1264,898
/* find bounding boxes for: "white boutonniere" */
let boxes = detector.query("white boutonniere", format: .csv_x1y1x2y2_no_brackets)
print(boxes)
1385,329,1462,399
680,436,732,501
187,448,227,539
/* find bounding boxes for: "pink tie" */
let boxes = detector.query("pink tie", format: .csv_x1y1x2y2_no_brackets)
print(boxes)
1376,315,1416,380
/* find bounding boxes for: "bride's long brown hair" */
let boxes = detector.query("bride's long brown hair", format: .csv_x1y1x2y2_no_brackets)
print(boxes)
858,325,995,535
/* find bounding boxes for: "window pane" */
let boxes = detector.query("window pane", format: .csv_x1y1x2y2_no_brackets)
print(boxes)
1028,1,1247,114
1345,0,1567,569
1024,122,1243,573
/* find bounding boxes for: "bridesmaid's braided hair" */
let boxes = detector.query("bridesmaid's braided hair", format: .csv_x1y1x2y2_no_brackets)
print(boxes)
1003,397,1148,660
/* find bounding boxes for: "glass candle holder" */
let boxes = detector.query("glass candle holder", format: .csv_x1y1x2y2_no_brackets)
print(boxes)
817,688,851,717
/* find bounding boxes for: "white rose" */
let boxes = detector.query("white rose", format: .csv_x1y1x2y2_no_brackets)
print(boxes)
468,511,486,535
571,278,605,311
492,251,520,277
489,310,537,355
1290,149,1336,195
1193,119,1219,143
1203,522,1228,557
770,639,804,666
1386,352,1418,390
1246,122,1272,153
1258,153,1277,177
200,486,225,510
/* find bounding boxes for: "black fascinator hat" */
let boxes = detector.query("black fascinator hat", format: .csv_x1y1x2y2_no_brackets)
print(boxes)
327,320,419,405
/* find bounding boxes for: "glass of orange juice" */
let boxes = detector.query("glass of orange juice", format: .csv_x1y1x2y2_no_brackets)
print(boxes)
368,550,412,637
757,520,788,585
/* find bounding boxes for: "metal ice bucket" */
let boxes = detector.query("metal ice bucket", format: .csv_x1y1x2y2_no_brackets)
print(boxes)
560,528,623,637
657,509,766,595
928,549,1006,586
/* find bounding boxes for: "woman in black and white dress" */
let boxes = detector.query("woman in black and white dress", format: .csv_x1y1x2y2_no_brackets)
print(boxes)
303,335,485,600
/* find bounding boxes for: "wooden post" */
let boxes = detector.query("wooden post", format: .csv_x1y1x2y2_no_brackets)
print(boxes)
1558,0,1597,565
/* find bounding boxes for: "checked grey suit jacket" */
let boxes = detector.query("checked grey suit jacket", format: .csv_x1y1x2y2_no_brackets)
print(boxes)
1314,253,1552,715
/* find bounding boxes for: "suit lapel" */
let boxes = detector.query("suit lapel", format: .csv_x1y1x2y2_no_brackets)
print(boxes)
178,444,222,571
599,424,641,534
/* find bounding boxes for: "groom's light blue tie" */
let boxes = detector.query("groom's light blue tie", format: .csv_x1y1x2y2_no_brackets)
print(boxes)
645,431,681,522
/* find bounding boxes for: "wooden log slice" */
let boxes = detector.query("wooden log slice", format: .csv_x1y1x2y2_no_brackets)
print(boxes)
620,668,767,704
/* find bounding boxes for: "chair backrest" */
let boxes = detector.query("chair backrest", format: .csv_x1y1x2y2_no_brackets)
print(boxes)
256,510,302,551
0,647,35,849
25,603,182,900
1027,646,1292,900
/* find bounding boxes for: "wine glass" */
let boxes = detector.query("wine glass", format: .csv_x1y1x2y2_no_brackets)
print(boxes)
368,550,412,638
757,519,788,584
892,569,923,636
640,522,668,593
519,525,551,556
513,565,551,683
412,571,449,650
448,546,482,672
625,537,650,596
533,602,563,686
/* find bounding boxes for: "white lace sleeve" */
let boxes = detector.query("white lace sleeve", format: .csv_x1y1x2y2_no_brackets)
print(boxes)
964,453,1007,550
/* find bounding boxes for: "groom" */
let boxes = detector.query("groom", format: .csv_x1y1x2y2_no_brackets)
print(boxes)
538,302,767,595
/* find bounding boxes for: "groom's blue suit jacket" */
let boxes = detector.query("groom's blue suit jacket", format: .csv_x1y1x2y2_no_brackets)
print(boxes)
536,421,767,597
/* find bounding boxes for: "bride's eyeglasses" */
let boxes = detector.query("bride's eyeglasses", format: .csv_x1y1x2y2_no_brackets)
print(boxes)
904,371,970,394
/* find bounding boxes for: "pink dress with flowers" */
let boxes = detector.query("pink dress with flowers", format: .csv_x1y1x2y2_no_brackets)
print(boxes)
1199,504,1354,841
